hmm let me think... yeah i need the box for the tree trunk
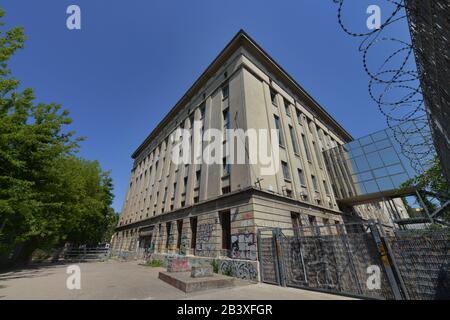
[11,240,39,267]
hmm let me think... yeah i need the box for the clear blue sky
[2,0,412,212]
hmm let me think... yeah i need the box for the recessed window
[183,177,188,194]
[223,108,230,133]
[270,89,278,106]
[195,170,201,188]
[222,85,229,99]
[165,222,172,249]
[193,196,199,204]
[284,99,291,117]
[285,189,293,198]
[298,168,306,186]
[311,175,319,192]
[302,134,312,161]
[281,161,290,180]
[289,125,299,154]
[222,157,230,176]
[222,186,231,195]
[296,109,303,125]
[274,115,285,147]
[323,180,330,195]
[312,141,322,168]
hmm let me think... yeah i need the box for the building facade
[111,31,398,277]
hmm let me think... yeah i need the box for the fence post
[377,220,410,300]
[256,229,264,283]
[272,228,285,286]
[368,220,404,300]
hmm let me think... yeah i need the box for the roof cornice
[132,29,353,159]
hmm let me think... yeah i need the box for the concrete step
[158,271,235,293]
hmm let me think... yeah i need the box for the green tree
[402,156,450,223]
[0,8,117,266]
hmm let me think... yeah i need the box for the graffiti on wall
[196,222,216,256]
[179,234,188,255]
[219,260,258,281]
[231,233,257,260]
[197,223,214,242]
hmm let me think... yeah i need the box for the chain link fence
[258,222,450,300]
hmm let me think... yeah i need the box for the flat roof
[132,29,353,159]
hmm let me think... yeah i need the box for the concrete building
[111,30,398,277]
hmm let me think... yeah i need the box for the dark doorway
[190,217,198,251]
[165,222,171,249]
[220,210,231,250]
[176,220,183,249]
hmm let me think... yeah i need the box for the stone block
[191,266,213,278]
[167,257,190,272]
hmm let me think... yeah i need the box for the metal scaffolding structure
[404,0,450,186]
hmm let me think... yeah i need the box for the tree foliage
[402,156,450,224]
[0,8,117,265]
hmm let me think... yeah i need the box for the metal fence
[387,230,450,300]
[257,221,450,300]
[63,247,110,262]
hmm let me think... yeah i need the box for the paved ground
[0,260,353,300]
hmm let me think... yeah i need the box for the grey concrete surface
[0,261,353,300]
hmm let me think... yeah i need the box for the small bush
[223,266,233,277]
[144,259,163,267]
[210,259,219,273]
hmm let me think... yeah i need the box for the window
[274,115,285,147]
[323,180,330,195]
[223,108,230,131]
[270,89,278,106]
[173,183,177,198]
[281,161,290,180]
[165,222,172,249]
[222,157,230,176]
[190,217,197,250]
[195,170,201,188]
[193,196,199,203]
[285,189,293,198]
[222,186,231,195]
[298,168,306,186]
[289,125,299,154]
[296,109,303,125]
[302,134,312,161]
[163,187,168,203]
[291,212,303,236]
[199,105,205,121]
[183,177,188,195]
[222,85,229,99]
[311,175,319,192]
[220,211,231,250]
[284,99,291,117]
[313,141,323,168]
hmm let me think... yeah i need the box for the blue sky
[2,0,412,212]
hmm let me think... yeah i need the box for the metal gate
[257,221,405,299]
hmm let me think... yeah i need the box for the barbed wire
[332,0,436,175]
